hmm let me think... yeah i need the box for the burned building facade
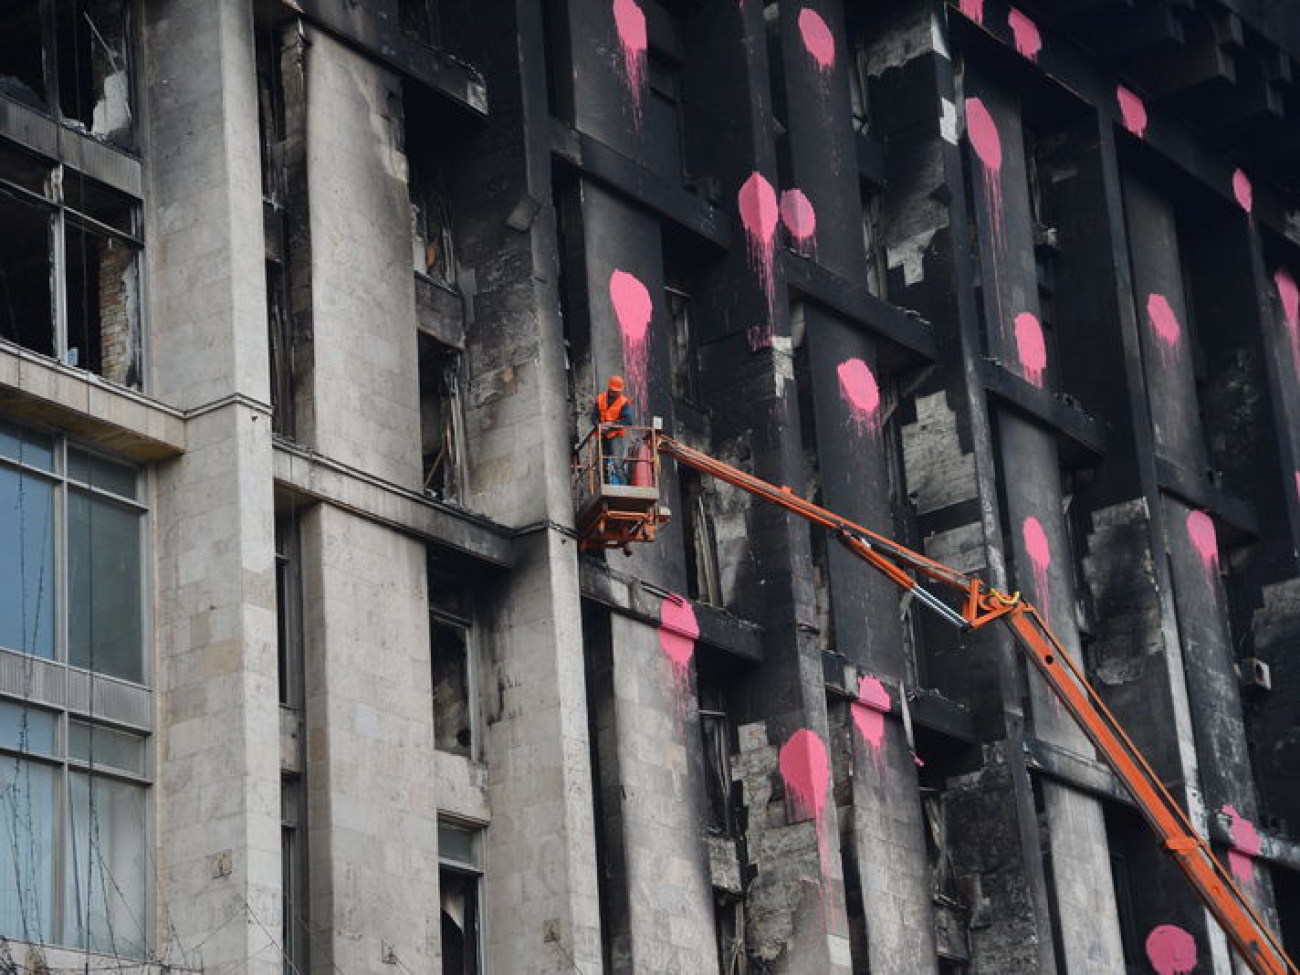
[1,0,1300,972]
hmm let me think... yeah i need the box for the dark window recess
[274,513,304,708]
[419,334,466,502]
[281,778,309,975]
[666,284,699,403]
[55,0,134,147]
[431,616,472,756]
[439,819,483,975]
[429,552,474,757]
[440,868,480,975]
[680,467,722,607]
[0,191,55,358]
[399,0,440,46]
[0,0,48,110]
[697,656,740,837]
[0,141,141,387]
[713,894,745,974]
[409,156,456,288]
[643,51,686,183]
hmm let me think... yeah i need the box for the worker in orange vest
[592,374,635,483]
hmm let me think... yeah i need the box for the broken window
[680,468,723,606]
[666,283,700,404]
[281,777,309,975]
[0,0,134,147]
[0,139,142,387]
[439,819,483,975]
[428,552,475,757]
[409,154,457,288]
[275,513,304,708]
[0,0,48,111]
[697,666,737,836]
[419,334,467,502]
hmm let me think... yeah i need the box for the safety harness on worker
[597,391,630,438]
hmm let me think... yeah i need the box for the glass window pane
[438,821,479,869]
[68,447,137,499]
[0,700,59,756]
[0,757,57,944]
[68,489,143,683]
[64,771,147,957]
[0,418,55,471]
[0,466,57,659]
[68,720,144,776]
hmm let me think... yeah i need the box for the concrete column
[964,76,1125,970]
[145,1,282,971]
[302,30,423,491]
[300,505,439,974]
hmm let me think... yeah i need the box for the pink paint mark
[1117,86,1148,139]
[779,188,817,256]
[613,0,648,127]
[1186,510,1219,587]
[609,270,653,412]
[958,0,984,24]
[1014,312,1047,388]
[797,9,835,74]
[1223,804,1261,887]
[779,728,833,895]
[966,97,1005,263]
[1008,8,1041,61]
[1275,268,1299,370]
[1145,925,1197,975]
[738,172,780,329]
[1295,470,1300,503]
[1232,168,1253,215]
[658,595,699,714]
[837,358,881,437]
[851,676,891,771]
[1022,516,1051,622]
[1146,292,1183,353]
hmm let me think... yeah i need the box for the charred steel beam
[978,359,1108,464]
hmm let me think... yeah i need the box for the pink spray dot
[1223,804,1261,886]
[797,8,835,73]
[1186,510,1219,581]
[609,269,654,410]
[1022,516,1052,621]
[851,676,891,769]
[1146,293,1182,351]
[1014,312,1047,387]
[837,358,881,436]
[1117,85,1148,139]
[1008,8,1041,61]
[958,0,984,24]
[965,97,1002,172]
[779,188,817,253]
[1294,471,1300,503]
[1232,168,1253,215]
[658,595,699,714]
[738,172,780,327]
[1145,925,1197,975]
[966,97,1005,261]
[1275,268,1299,370]
[779,728,833,898]
[613,0,648,126]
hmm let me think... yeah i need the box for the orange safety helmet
[606,375,626,391]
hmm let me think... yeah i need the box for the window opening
[409,153,457,289]
[275,513,304,708]
[398,0,440,46]
[697,668,736,837]
[428,552,475,758]
[666,283,699,404]
[439,819,483,975]
[0,0,49,110]
[281,777,308,974]
[53,0,133,147]
[419,334,466,503]
[0,143,142,388]
[680,467,722,607]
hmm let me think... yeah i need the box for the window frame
[437,817,485,975]
[0,136,145,388]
